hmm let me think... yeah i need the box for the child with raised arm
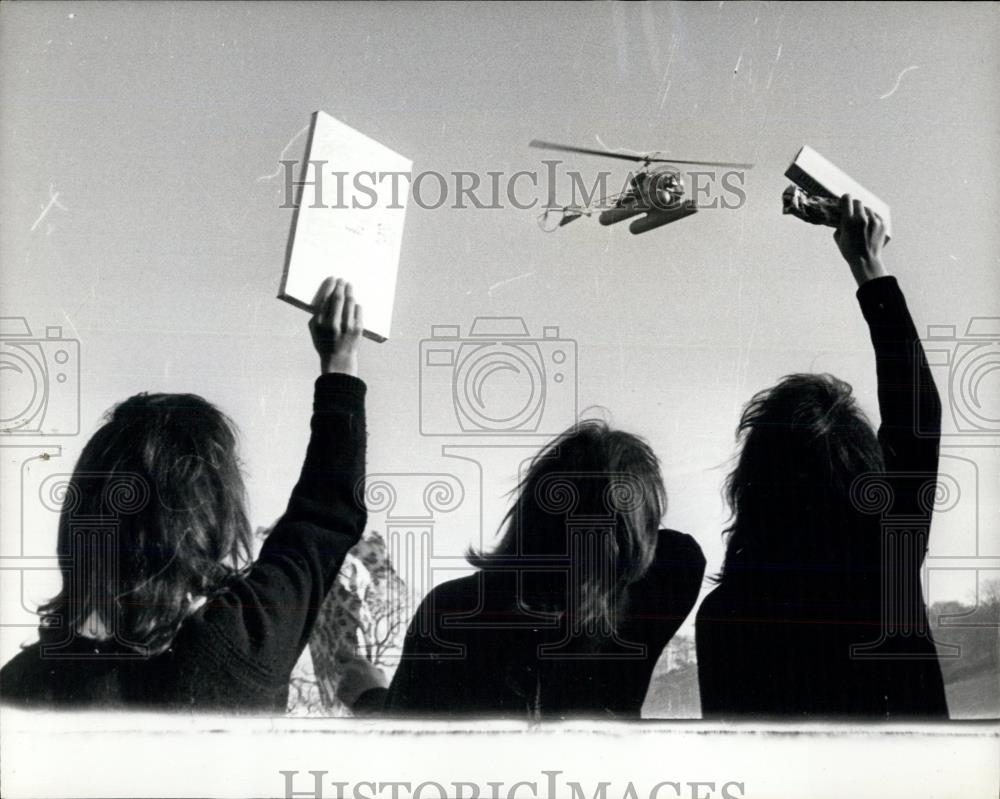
[695,196,949,718]
[1,278,368,711]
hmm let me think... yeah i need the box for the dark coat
[381,529,705,719]
[696,277,949,719]
[0,374,368,712]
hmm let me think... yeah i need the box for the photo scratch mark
[56,306,82,343]
[30,187,67,232]
[658,35,678,110]
[733,53,743,76]
[256,124,311,182]
[879,65,919,100]
[658,81,673,111]
[487,272,535,295]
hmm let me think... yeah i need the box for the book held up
[782,145,892,239]
[279,111,412,342]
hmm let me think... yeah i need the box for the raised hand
[833,193,889,287]
[309,278,364,376]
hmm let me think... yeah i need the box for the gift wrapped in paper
[782,185,841,228]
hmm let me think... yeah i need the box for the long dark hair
[718,373,884,581]
[469,420,665,632]
[39,393,253,655]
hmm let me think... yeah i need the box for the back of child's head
[468,419,666,632]
[41,393,253,655]
[720,373,885,578]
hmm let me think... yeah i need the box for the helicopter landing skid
[628,201,698,234]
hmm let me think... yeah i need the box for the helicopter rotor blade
[529,140,649,163]
[645,156,755,169]
[529,140,754,169]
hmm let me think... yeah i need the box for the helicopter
[529,139,753,234]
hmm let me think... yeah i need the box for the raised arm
[169,279,368,708]
[836,196,941,541]
[835,195,942,477]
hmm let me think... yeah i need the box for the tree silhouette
[287,530,409,715]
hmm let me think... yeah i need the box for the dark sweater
[696,276,949,719]
[0,373,367,712]
[379,529,705,719]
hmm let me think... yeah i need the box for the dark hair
[468,420,665,632]
[718,373,884,581]
[39,393,253,655]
